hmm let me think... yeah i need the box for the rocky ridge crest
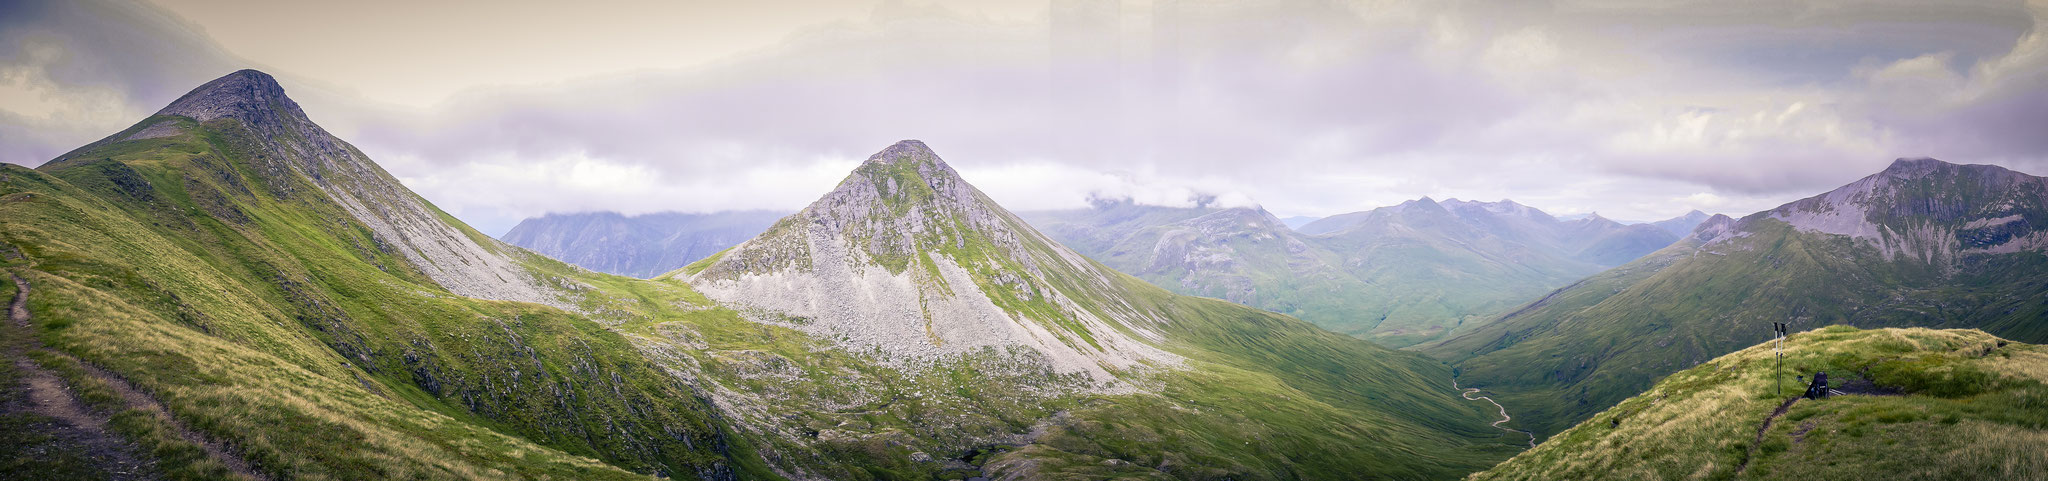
[1762,157,2047,263]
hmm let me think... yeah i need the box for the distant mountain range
[501,211,784,278]
[1428,157,2048,439]
[1278,215,1322,229]
[1022,198,1707,347]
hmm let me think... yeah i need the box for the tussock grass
[1471,326,2048,480]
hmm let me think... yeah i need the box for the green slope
[1427,159,2048,440]
[1470,326,2048,480]
[673,141,1526,479]
[1,70,1525,480]
[3,109,747,478]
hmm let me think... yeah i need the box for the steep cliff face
[686,140,1180,385]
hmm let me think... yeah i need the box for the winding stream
[1453,377,1538,448]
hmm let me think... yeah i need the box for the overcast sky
[4,0,2046,235]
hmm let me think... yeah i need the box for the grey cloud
[0,0,243,165]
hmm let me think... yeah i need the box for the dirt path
[1735,397,1800,475]
[6,271,265,480]
[1453,376,1537,448]
[8,272,27,328]
[6,271,160,479]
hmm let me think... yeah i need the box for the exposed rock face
[1765,158,2048,262]
[502,211,785,278]
[689,140,1179,385]
[151,70,559,305]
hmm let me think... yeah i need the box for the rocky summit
[685,140,1181,385]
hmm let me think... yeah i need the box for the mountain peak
[1883,157,1951,175]
[863,139,942,166]
[154,69,306,126]
[689,140,1180,383]
[43,68,562,308]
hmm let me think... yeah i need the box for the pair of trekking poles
[1775,322,1839,399]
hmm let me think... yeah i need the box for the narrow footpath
[1453,376,1538,449]
[1735,397,1801,475]
[5,270,264,480]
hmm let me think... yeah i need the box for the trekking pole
[1774,322,1787,396]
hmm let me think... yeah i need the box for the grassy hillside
[616,266,1526,479]
[672,141,1525,479]
[4,116,744,478]
[1470,326,2048,480]
[1,72,1527,480]
[1428,216,2048,440]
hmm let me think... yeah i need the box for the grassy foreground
[1470,326,2048,480]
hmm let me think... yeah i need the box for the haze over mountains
[1019,197,1706,347]
[501,211,785,278]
